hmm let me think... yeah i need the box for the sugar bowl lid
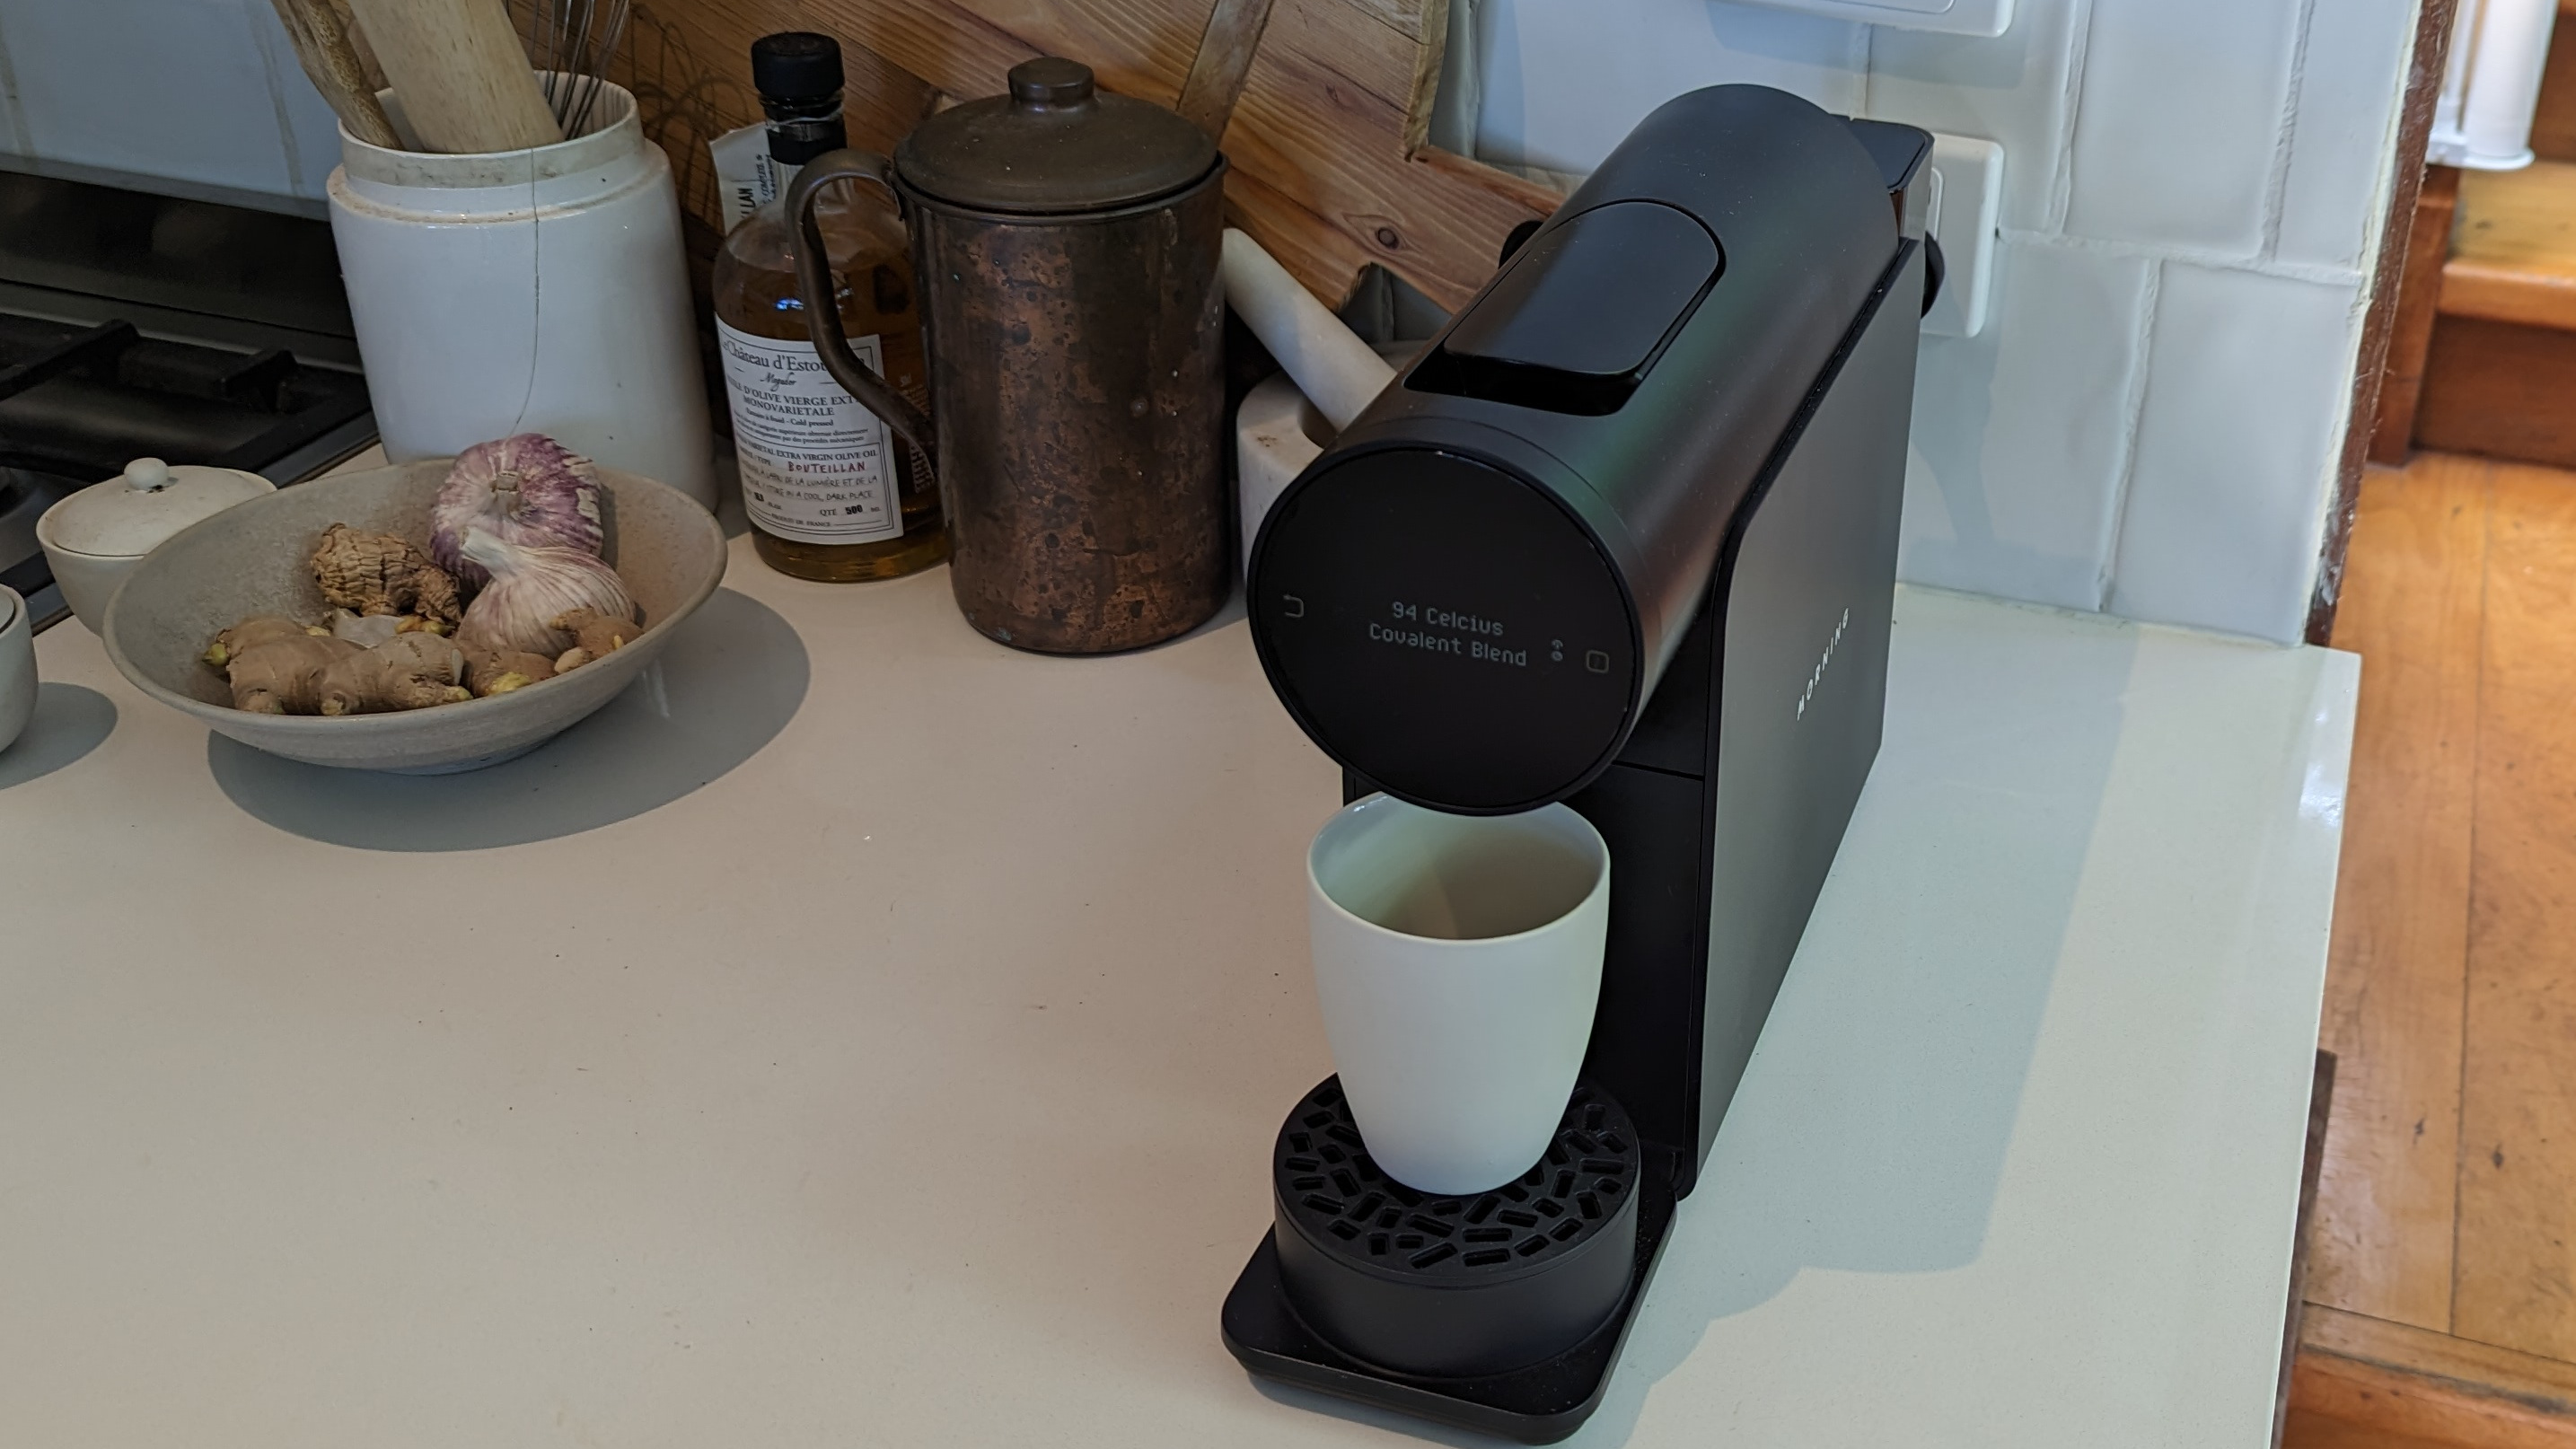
[894,57,1218,215]
[39,457,276,558]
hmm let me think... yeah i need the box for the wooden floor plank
[2312,455,2492,1330]
[2307,1304,2576,1413]
[2287,1409,2545,1449]
[2294,1351,2576,1449]
[2287,1405,2518,1449]
[2457,461,2576,1361]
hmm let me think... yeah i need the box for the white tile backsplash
[1473,0,2410,642]
[2273,0,2413,271]
[249,0,354,198]
[1473,0,1867,174]
[2108,264,2361,640]
[1863,0,2086,233]
[0,0,338,206]
[2063,0,2307,258]
[1902,239,2151,610]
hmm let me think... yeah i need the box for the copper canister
[787,57,1227,654]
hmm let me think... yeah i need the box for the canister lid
[894,57,1218,215]
[37,457,275,558]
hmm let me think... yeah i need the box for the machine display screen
[1249,447,1640,812]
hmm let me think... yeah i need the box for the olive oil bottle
[712,32,945,582]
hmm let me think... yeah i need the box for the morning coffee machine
[1221,86,1934,1441]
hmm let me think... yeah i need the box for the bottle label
[708,123,772,231]
[708,125,805,230]
[717,320,903,546]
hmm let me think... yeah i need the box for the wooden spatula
[340,0,562,154]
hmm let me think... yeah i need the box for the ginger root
[225,632,361,714]
[466,647,557,697]
[549,607,646,672]
[327,609,402,647]
[311,523,462,624]
[315,634,471,716]
[204,615,315,670]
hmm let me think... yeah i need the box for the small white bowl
[0,584,33,752]
[36,458,275,631]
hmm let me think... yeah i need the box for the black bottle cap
[751,32,842,102]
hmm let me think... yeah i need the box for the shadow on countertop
[0,684,116,790]
[207,588,806,850]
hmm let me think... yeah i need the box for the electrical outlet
[1731,0,2012,39]
[1922,134,2003,339]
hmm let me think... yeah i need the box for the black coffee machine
[1222,86,1934,1441]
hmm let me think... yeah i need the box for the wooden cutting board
[617,0,1556,310]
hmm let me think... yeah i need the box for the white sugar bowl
[36,458,276,632]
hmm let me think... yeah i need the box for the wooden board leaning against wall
[610,0,1559,314]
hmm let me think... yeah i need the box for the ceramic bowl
[101,459,727,773]
[0,584,32,753]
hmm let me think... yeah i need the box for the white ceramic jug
[327,79,715,510]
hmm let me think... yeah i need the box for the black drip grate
[1274,1078,1638,1278]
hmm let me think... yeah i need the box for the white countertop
[0,514,2355,1447]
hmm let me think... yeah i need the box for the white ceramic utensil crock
[1306,794,1612,1196]
[35,457,276,632]
[1236,343,1413,576]
[0,584,34,752]
[327,78,716,511]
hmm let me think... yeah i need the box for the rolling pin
[1220,228,1395,431]
[341,0,561,154]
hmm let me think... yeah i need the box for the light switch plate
[1731,0,2012,38]
[1922,134,2004,339]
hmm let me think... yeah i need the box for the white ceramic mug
[1306,794,1612,1196]
[0,585,35,753]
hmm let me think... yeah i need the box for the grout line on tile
[1845,18,1872,110]
[1857,19,1877,117]
[0,11,28,159]
[2260,0,2325,263]
[2045,0,2096,237]
[2095,255,2164,611]
[1999,227,2365,287]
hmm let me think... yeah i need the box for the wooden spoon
[340,0,562,154]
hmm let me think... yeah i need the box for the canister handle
[785,150,939,476]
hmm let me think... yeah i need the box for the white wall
[1474,0,2420,644]
[0,0,343,214]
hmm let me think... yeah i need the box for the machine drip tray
[1221,1077,1681,1444]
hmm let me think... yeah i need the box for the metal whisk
[511,0,633,138]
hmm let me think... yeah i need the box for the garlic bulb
[453,525,637,658]
[430,433,603,586]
